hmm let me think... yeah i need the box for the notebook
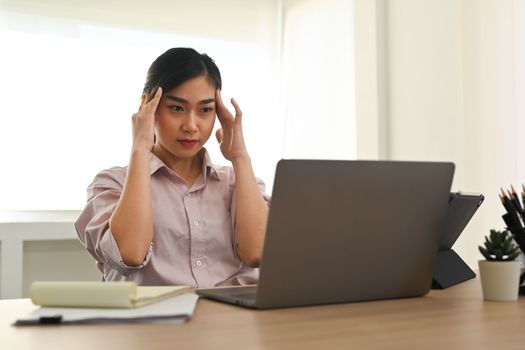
[29,281,189,308]
[197,159,455,309]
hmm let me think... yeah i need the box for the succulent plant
[479,229,520,261]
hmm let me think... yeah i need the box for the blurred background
[0,0,523,297]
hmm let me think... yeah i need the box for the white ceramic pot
[478,260,521,301]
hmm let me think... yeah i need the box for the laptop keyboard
[229,292,256,301]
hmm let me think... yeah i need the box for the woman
[75,48,270,287]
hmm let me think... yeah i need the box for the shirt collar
[149,148,222,182]
[200,148,222,181]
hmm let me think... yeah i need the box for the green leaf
[479,246,491,260]
[484,240,495,251]
[501,239,511,252]
[481,229,521,261]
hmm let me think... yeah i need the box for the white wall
[387,0,464,172]
[281,0,356,160]
[353,0,388,159]
[461,0,522,266]
[355,0,524,268]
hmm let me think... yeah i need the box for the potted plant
[478,229,521,301]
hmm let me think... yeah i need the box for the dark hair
[143,47,222,99]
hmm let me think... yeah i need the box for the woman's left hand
[215,90,250,162]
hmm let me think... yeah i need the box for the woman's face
[154,75,216,160]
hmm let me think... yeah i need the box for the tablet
[440,192,484,251]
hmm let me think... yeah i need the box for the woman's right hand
[132,87,162,153]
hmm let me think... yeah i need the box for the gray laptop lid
[255,160,454,309]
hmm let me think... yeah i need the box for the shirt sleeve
[74,168,153,276]
[230,176,271,261]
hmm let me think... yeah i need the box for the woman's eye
[169,105,184,112]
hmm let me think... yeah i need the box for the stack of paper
[15,281,199,325]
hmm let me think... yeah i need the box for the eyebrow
[165,95,215,104]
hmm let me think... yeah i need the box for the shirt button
[193,220,199,226]
[195,259,203,267]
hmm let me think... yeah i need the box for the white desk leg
[0,238,23,299]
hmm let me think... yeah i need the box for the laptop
[197,160,455,309]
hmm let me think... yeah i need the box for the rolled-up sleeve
[74,168,153,276]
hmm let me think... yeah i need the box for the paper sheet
[15,293,199,325]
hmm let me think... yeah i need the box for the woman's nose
[182,114,198,133]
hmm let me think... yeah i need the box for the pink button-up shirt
[75,149,271,288]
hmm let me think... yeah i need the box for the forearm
[109,149,153,266]
[232,156,269,267]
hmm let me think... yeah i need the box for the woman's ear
[151,132,157,151]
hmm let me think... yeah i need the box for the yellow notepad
[29,281,189,308]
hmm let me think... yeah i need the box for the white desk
[0,211,80,298]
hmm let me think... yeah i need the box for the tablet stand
[432,249,476,289]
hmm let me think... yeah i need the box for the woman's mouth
[178,139,199,148]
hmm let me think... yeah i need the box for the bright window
[0,14,277,210]
[0,1,356,211]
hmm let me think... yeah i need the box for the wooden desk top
[1,278,524,350]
